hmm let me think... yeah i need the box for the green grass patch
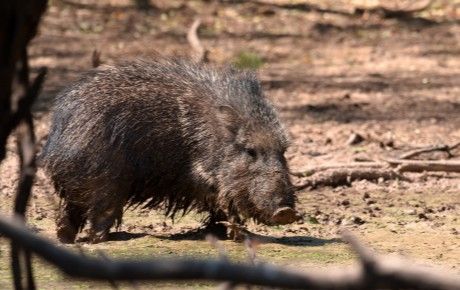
[233,51,264,70]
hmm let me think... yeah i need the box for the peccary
[41,58,298,243]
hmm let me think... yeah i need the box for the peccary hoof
[204,222,228,240]
[271,207,298,225]
[56,228,77,244]
[88,230,110,244]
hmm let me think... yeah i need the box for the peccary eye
[246,148,257,159]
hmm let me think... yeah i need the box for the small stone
[341,199,350,206]
[418,213,429,220]
[424,207,434,214]
[353,216,365,225]
[346,133,365,146]
[405,209,417,215]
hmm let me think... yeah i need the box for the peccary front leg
[56,201,86,244]
[87,203,124,244]
[204,210,229,239]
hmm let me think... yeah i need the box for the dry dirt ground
[1,0,460,289]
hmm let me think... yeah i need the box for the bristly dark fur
[41,57,296,243]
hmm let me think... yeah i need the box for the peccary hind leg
[88,203,124,244]
[56,201,86,244]
[204,211,228,239]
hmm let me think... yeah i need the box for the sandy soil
[0,1,459,289]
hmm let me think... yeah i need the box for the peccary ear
[217,105,240,138]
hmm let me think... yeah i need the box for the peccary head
[211,74,298,225]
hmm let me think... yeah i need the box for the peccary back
[41,58,297,243]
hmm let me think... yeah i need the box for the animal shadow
[164,227,342,247]
[76,231,150,243]
[163,226,227,241]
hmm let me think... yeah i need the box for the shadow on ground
[159,227,342,247]
[76,231,150,243]
[74,228,342,247]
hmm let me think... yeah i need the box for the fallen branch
[399,142,460,159]
[292,156,460,189]
[386,158,460,173]
[353,0,433,19]
[58,0,162,12]
[187,19,209,63]
[293,159,460,177]
[0,215,459,289]
[291,162,386,177]
[235,0,434,21]
[295,168,406,190]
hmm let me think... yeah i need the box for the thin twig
[91,49,102,68]
[187,19,209,63]
[399,142,460,159]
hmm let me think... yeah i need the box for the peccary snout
[272,207,298,225]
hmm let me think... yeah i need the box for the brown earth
[0,1,459,289]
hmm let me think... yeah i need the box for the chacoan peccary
[41,58,299,243]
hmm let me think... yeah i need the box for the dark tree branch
[0,215,459,290]
[10,64,46,290]
[0,0,47,161]
[0,1,47,289]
